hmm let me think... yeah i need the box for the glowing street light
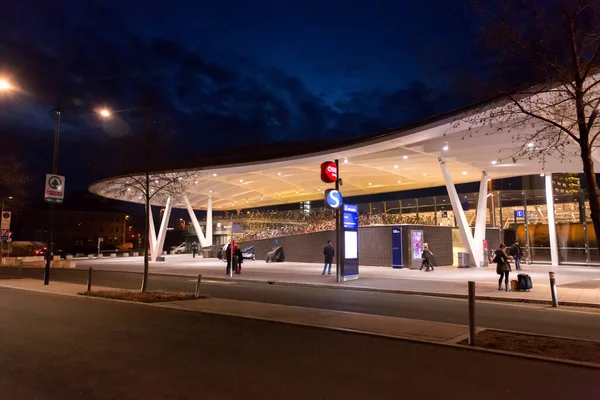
[98,108,111,118]
[0,79,12,91]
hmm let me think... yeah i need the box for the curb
[7,266,600,309]
[2,283,600,370]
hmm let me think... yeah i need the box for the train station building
[90,95,599,268]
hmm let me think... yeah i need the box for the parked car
[172,243,186,254]
[34,247,48,256]
[242,246,256,260]
[116,242,133,251]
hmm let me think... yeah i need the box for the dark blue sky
[0,0,479,189]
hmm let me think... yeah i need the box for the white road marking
[188,279,236,285]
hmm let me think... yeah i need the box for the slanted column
[148,205,157,260]
[153,196,172,262]
[473,172,489,266]
[439,158,480,267]
[183,194,208,247]
[545,174,559,266]
[206,196,213,246]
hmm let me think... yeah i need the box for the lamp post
[43,104,111,285]
[43,105,62,285]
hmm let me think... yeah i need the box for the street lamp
[44,104,112,285]
[0,78,11,91]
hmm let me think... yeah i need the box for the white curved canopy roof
[90,102,593,211]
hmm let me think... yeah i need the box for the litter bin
[457,252,471,268]
[202,248,211,258]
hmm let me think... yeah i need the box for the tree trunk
[580,145,600,255]
[141,173,150,293]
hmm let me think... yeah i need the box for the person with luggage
[322,240,335,275]
[234,244,243,274]
[191,241,198,258]
[509,240,523,271]
[494,244,512,291]
[419,243,434,271]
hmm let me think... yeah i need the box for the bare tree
[102,171,193,292]
[91,118,193,292]
[458,0,600,240]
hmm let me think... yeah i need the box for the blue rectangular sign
[342,204,358,213]
[342,203,358,229]
[514,209,524,218]
[392,226,403,269]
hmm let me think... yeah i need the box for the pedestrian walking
[509,240,523,271]
[322,240,334,275]
[494,243,512,291]
[234,244,243,274]
[419,243,434,271]
[191,241,198,258]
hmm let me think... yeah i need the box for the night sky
[0,0,480,192]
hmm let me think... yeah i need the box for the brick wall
[402,225,454,268]
[358,226,392,267]
[239,230,335,263]
[239,224,456,267]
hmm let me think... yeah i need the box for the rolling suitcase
[517,273,532,291]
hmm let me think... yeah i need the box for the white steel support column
[153,196,172,262]
[473,172,489,266]
[439,158,480,267]
[148,205,157,260]
[183,194,208,248]
[545,174,559,266]
[206,196,213,246]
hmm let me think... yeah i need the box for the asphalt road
[1,288,598,400]
[4,268,600,341]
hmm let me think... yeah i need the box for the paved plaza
[73,255,600,305]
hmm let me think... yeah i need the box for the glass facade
[354,179,600,265]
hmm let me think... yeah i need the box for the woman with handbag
[494,244,512,291]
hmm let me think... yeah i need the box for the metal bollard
[468,281,476,346]
[549,271,558,308]
[86,267,93,292]
[195,274,202,298]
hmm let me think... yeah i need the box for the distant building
[522,173,581,195]
[20,192,129,249]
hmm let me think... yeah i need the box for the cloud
[0,2,461,188]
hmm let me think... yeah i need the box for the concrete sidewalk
[73,255,600,306]
[0,278,469,343]
[0,278,114,296]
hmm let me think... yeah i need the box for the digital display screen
[344,231,358,259]
[411,231,423,260]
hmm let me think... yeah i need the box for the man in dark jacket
[509,241,524,271]
[322,240,335,275]
[191,241,198,258]
[225,244,232,275]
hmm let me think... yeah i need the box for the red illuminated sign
[320,161,337,183]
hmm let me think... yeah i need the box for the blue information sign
[392,226,403,269]
[343,211,358,230]
[342,204,359,281]
[515,209,524,218]
[343,204,358,229]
